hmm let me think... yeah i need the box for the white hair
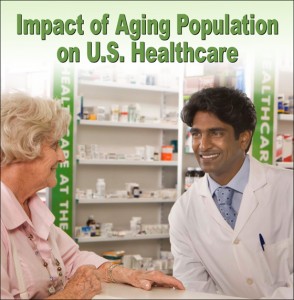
[1,92,71,167]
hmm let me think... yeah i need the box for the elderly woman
[1,92,184,299]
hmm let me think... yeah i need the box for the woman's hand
[49,265,101,299]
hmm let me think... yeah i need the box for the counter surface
[93,283,246,299]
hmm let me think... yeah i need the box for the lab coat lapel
[233,157,267,237]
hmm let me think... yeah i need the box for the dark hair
[181,87,257,152]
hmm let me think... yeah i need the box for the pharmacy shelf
[278,114,293,121]
[77,159,178,167]
[276,162,293,169]
[76,198,176,204]
[77,119,178,130]
[76,68,180,259]
[75,233,170,243]
[79,79,178,94]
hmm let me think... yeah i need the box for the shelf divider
[77,119,178,130]
[79,79,178,94]
[76,233,170,243]
[76,198,176,204]
[77,159,178,166]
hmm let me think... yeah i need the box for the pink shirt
[1,182,107,299]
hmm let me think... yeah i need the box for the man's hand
[127,269,185,291]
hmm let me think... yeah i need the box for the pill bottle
[95,223,101,236]
[133,187,140,198]
[153,152,159,161]
[86,216,98,237]
[277,95,284,114]
[128,104,137,122]
[184,167,195,191]
[111,104,120,122]
[283,97,290,114]
[86,215,96,226]
[96,178,106,198]
[120,105,129,122]
[194,167,205,179]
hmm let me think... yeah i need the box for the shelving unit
[274,57,293,168]
[276,162,293,169]
[74,67,180,258]
[277,114,293,122]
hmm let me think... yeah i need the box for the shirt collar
[1,181,54,240]
[207,155,250,195]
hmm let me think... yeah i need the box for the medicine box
[282,134,293,162]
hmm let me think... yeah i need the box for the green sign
[252,56,275,164]
[51,64,74,236]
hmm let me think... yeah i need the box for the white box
[282,134,293,162]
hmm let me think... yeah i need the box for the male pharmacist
[169,87,293,299]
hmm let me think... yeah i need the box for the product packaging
[111,104,120,122]
[102,250,125,264]
[135,147,145,160]
[130,217,142,234]
[95,106,106,120]
[96,178,106,198]
[128,104,137,122]
[283,98,290,114]
[100,223,113,237]
[276,134,283,162]
[120,105,128,122]
[145,145,155,161]
[125,182,140,197]
[277,95,285,114]
[170,140,178,153]
[161,145,173,161]
[282,134,293,162]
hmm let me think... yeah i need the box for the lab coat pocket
[259,238,293,285]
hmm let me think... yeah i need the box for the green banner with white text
[51,64,74,237]
[252,56,275,165]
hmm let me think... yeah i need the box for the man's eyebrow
[190,128,199,134]
[190,127,226,133]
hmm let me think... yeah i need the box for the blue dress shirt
[207,155,250,213]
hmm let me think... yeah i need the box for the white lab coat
[169,156,293,299]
